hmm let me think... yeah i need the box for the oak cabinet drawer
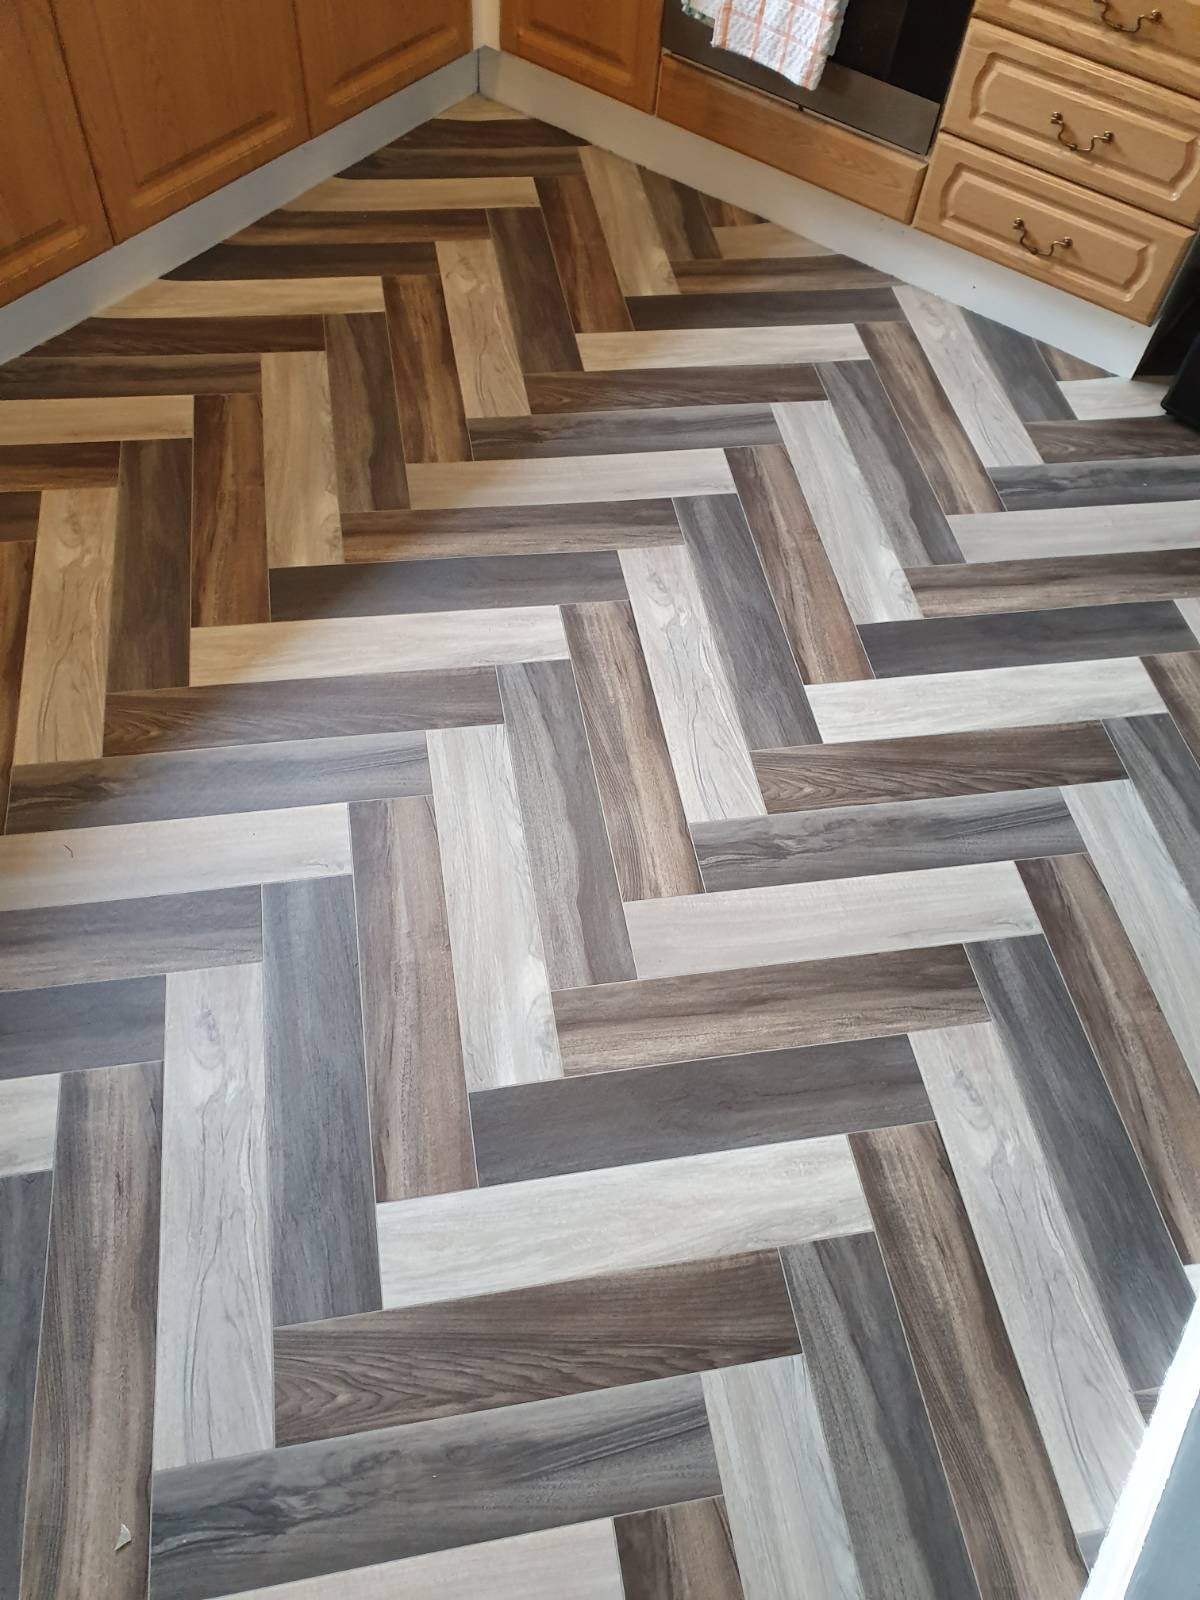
[915,133,1192,321]
[945,21,1200,224]
[974,0,1200,99]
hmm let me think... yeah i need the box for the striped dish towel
[688,0,849,91]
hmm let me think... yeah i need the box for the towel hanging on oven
[682,0,850,91]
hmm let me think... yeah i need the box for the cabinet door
[0,0,112,307]
[501,0,665,110]
[293,0,472,134]
[50,0,311,240]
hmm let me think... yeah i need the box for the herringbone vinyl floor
[2,93,1200,1600]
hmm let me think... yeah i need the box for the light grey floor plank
[1,1169,53,1600]
[0,1076,59,1176]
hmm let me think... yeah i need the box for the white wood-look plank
[579,146,676,297]
[913,1023,1144,1538]
[285,176,540,211]
[774,400,921,623]
[577,326,867,370]
[1066,780,1200,1088]
[0,1075,59,1177]
[406,451,735,508]
[189,608,568,686]
[261,352,342,566]
[215,1523,625,1600]
[893,285,1039,468]
[703,1355,863,1600]
[808,659,1163,743]
[437,238,529,419]
[0,805,352,913]
[626,861,1038,979]
[100,279,387,317]
[155,964,273,1471]
[1060,378,1171,421]
[13,488,119,765]
[619,544,764,823]
[376,1134,870,1308]
[950,501,1200,563]
[0,396,192,445]
[428,724,562,1092]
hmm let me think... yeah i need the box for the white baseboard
[479,47,1157,379]
[0,51,479,365]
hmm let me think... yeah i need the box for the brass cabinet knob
[1012,217,1073,257]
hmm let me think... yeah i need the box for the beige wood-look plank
[13,488,119,765]
[428,724,561,1092]
[627,861,1037,979]
[619,544,763,823]
[213,1522,625,1600]
[951,501,1200,562]
[261,352,342,566]
[189,607,567,686]
[579,146,676,297]
[774,401,921,624]
[377,1134,869,1308]
[155,964,273,1471]
[808,658,1162,743]
[913,1023,1144,1538]
[285,175,540,211]
[0,804,351,913]
[893,285,1039,468]
[0,396,192,445]
[703,1354,863,1600]
[0,1075,59,1176]
[406,451,734,509]
[578,326,867,369]
[1066,779,1200,1088]
[714,222,831,258]
[437,238,529,419]
[1060,378,1171,421]
[439,95,528,121]
[99,278,386,317]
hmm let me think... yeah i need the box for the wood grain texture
[468,404,781,460]
[615,1498,744,1600]
[577,326,867,370]
[324,313,409,511]
[525,366,823,412]
[950,499,1200,562]
[287,177,540,213]
[190,393,269,627]
[1030,416,1200,463]
[262,875,380,1327]
[107,440,192,691]
[992,456,1200,512]
[0,1075,59,1176]
[382,273,470,464]
[0,441,120,490]
[0,974,164,1079]
[1146,650,1200,763]
[0,535,33,818]
[536,171,631,334]
[155,964,272,1470]
[348,796,475,1203]
[342,499,681,561]
[102,278,387,319]
[908,551,1200,617]
[488,205,581,373]
[0,394,192,445]
[0,1168,52,1600]
[964,310,1072,424]
[20,1061,161,1600]
[260,352,342,566]
[405,450,735,507]
[627,292,901,331]
[580,147,675,298]
[437,238,529,418]
[0,491,40,540]
[0,354,261,401]
[1106,713,1200,912]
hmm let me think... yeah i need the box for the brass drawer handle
[1092,1,1162,31]
[1049,111,1114,154]
[1012,218,1073,257]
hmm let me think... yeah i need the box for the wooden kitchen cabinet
[293,0,472,134]
[49,0,311,240]
[501,0,666,110]
[0,0,112,307]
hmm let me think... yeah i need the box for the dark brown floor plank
[382,273,470,464]
[910,550,1200,616]
[965,309,1073,423]
[0,442,120,491]
[1030,416,1200,462]
[0,355,261,399]
[993,456,1200,511]
[615,1498,745,1600]
[553,945,987,1074]
[1106,712,1200,910]
[526,365,823,411]
[1146,650,1200,763]
[628,288,904,328]
[388,116,585,151]
[27,317,324,357]
[469,404,781,459]
[166,242,438,279]
[536,171,632,333]
[852,1121,1087,1600]
[488,205,582,372]
[20,1061,161,1600]
[107,439,192,692]
[342,146,582,178]
[638,168,720,260]
[471,1035,929,1184]
[0,491,39,541]
[0,976,164,1079]
[675,255,895,292]
[150,1374,719,1600]
[342,498,681,561]
[324,312,409,511]
[349,796,474,1204]
[190,392,269,627]
[0,1169,52,1600]
[752,723,1122,811]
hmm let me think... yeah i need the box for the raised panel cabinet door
[975,0,1200,99]
[293,0,472,133]
[49,0,311,240]
[0,0,112,307]
[501,0,666,110]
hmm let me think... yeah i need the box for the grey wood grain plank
[0,1169,52,1600]
[861,603,1196,678]
[1144,651,1200,765]
[993,456,1200,511]
[107,439,192,692]
[964,309,1073,423]
[469,405,781,458]
[269,550,624,621]
[1105,713,1200,912]
[8,731,429,830]
[20,1061,161,1600]
[349,796,475,1203]
[104,667,501,755]
[262,875,380,1327]
[498,660,634,989]
[907,550,1200,617]
[674,494,819,747]
[274,1252,799,1446]
[470,1036,929,1184]
[781,1232,979,1600]
[969,937,1193,1391]
[0,975,163,1079]
[525,366,823,411]
[0,1075,59,1176]
[553,945,987,1074]
[693,786,1082,892]
[150,1374,720,1600]
[0,886,261,991]
[615,1497,745,1600]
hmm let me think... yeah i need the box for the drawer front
[974,0,1200,97]
[915,133,1192,321]
[945,21,1200,224]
